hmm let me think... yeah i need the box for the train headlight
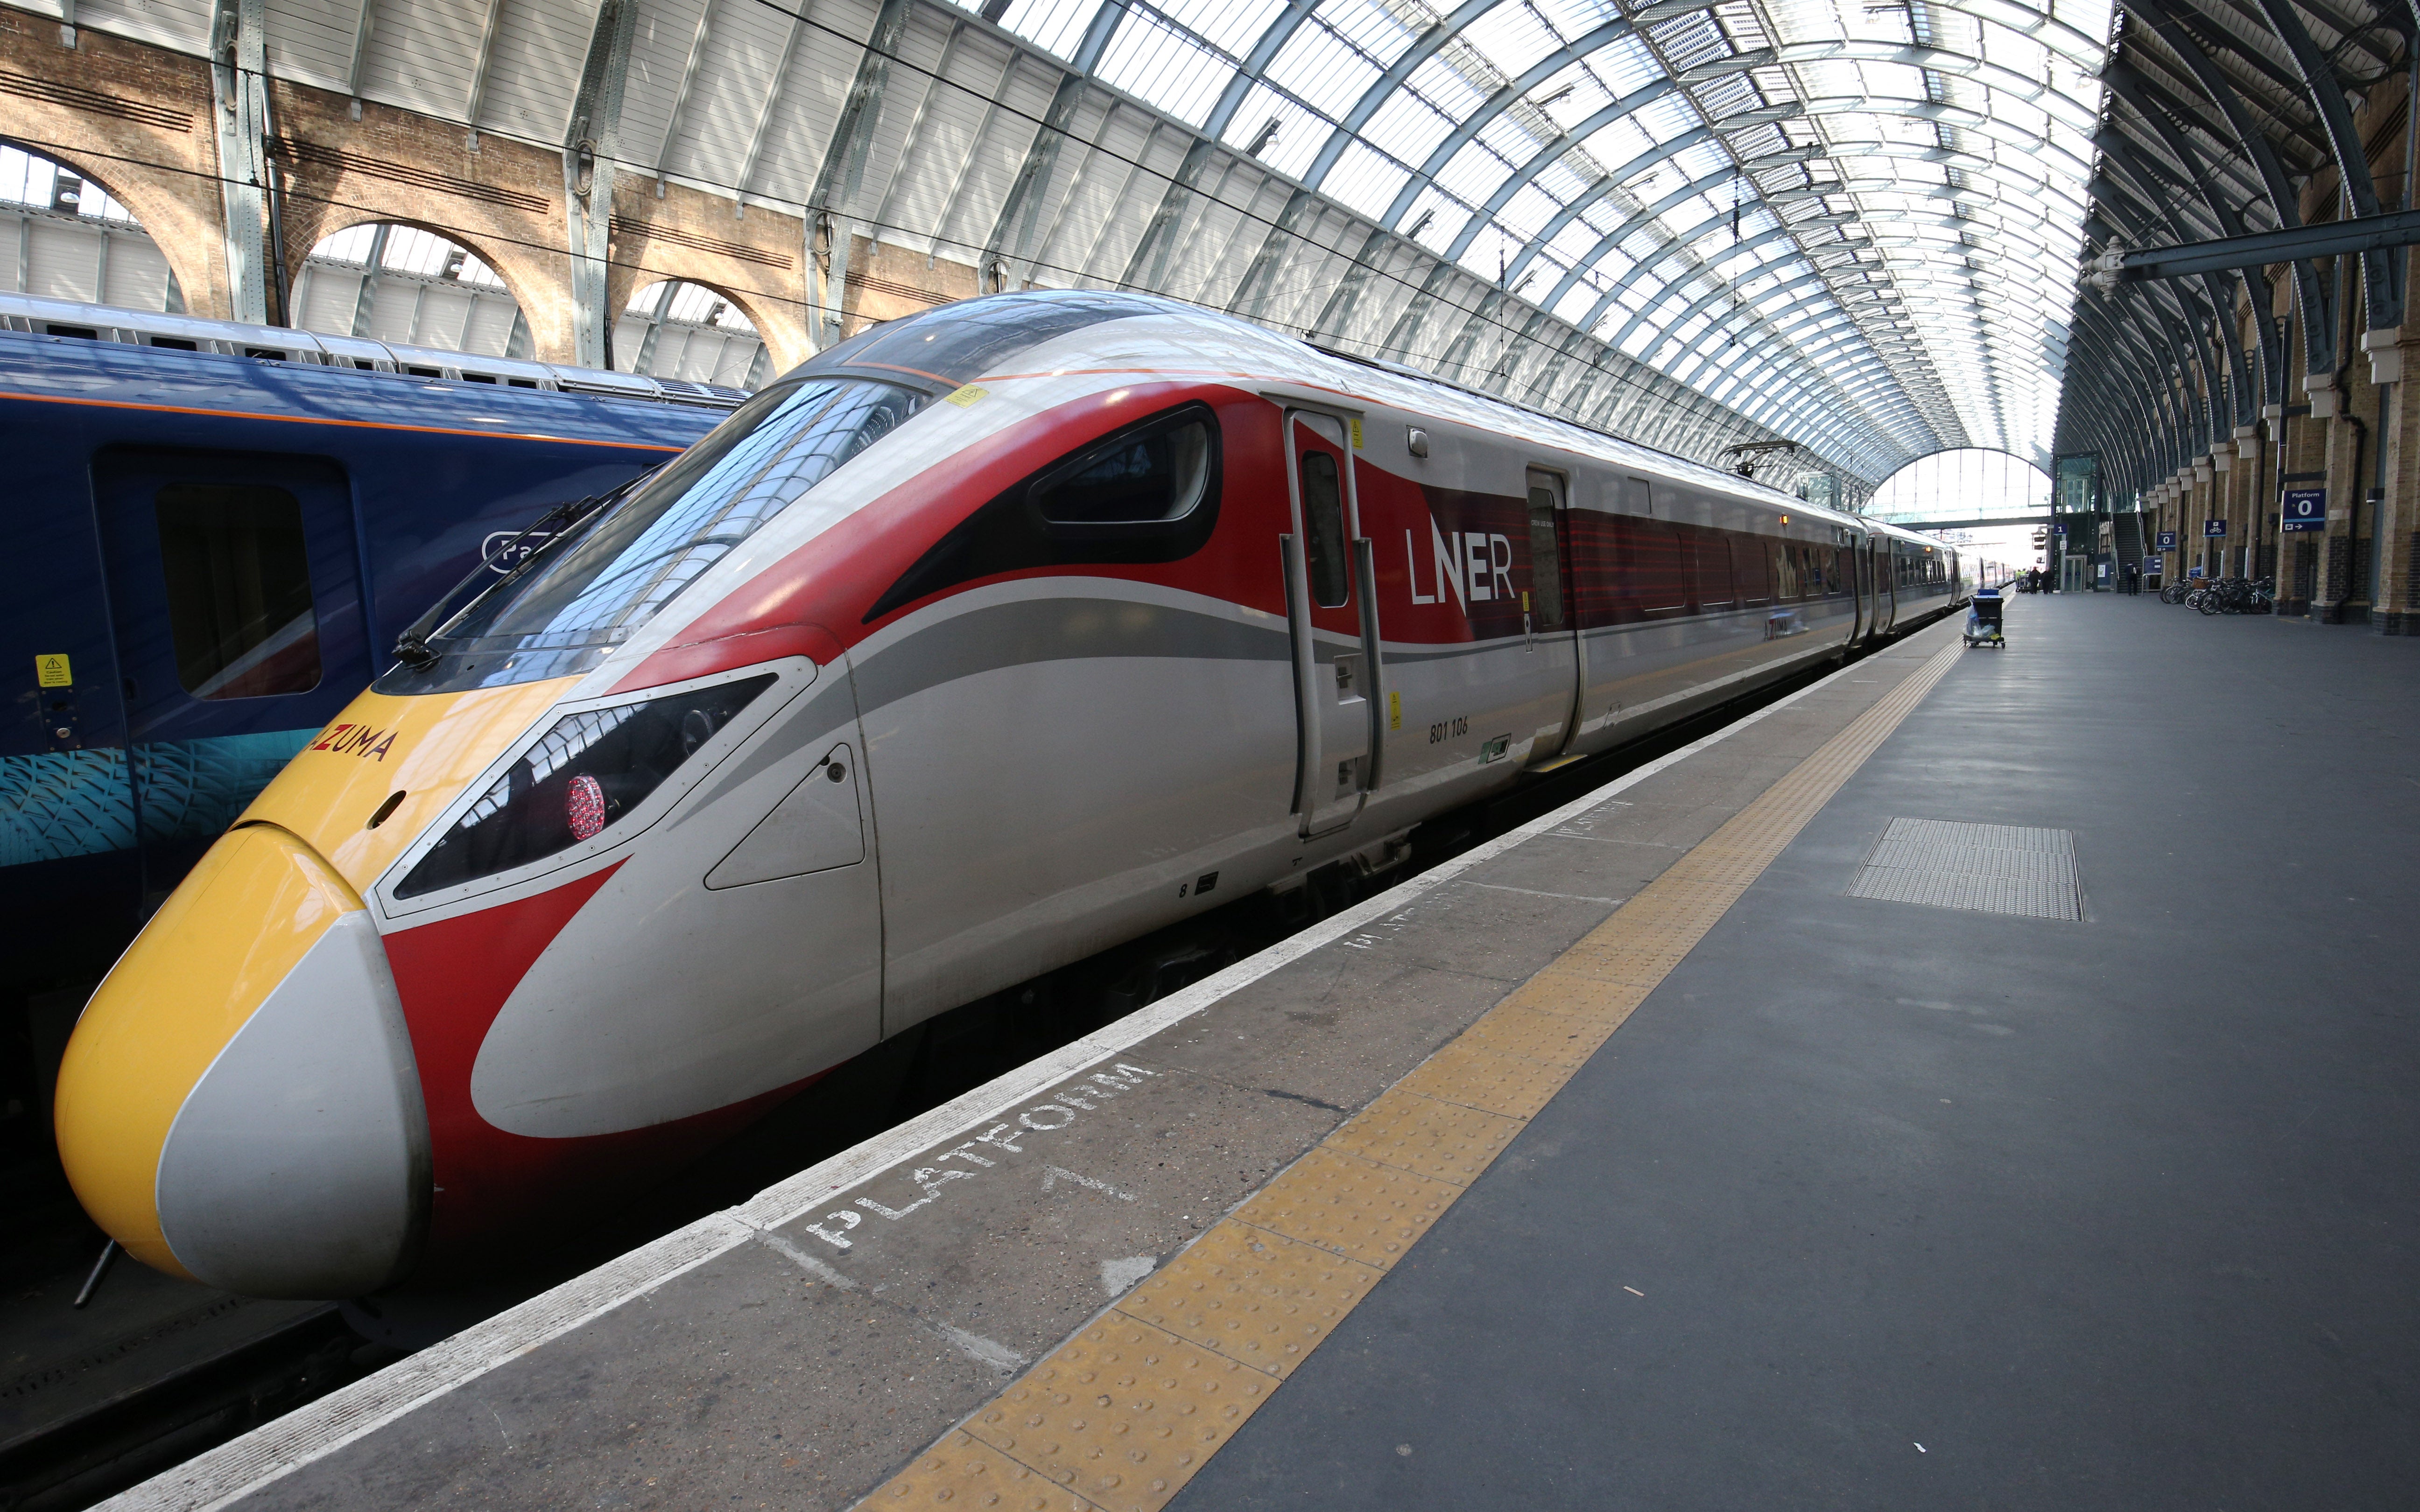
[396,674,774,897]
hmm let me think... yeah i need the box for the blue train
[0,294,732,1069]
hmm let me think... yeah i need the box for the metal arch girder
[1302,0,1515,191]
[1629,279,1951,429]
[2100,64,2268,427]
[2087,182,2249,438]
[1121,0,1319,295]
[984,0,1125,288]
[1502,126,1719,292]
[733,0,815,201]
[562,0,636,370]
[1063,0,1897,480]
[1642,308,1915,430]
[1646,298,1918,416]
[1226,188,1330,321]
[2251,0,2401,333]
[2067,302,2173,452]
[1548,149,2078,329]
[1308,221,1395,339]
[1447,82,1688,267]
[1603,221,1808,350]
[1134,0,2091,474]
[807,0,920,219]
[1499,93,2083,292]
[1677,309,1935,426]
[2074,267,2199,453]
[1753,40,2103,134]
[1372,16,1638,233]
[1436,286,1520,380]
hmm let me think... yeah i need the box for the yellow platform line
[859,640,1964,1512]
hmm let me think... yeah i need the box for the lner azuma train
[56,292,1963,1299]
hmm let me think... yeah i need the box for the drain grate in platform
[1847,818,2082,920]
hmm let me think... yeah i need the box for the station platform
[109,594,2419,1512]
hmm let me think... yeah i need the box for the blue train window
[153,484,323,699]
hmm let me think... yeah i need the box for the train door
[1525,468,1582,761]
[1849,530,1872,642]
[1875,539,1898,633]
[1281,410,1380,839]
[91,448,371,890]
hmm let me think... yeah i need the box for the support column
[2373,330,2420,633]
[563,0,634,371]
[208,0,270,324]
[2230,424,2263,580]
[2316,407,2365,623]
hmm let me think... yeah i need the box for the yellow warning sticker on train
[943,384,988,408]
[36,654,71,688]
[1350,417,1364,449]
[1389,690,1401,731]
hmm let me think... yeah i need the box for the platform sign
[2052,522,2067,536]
[2281,488,2327,532]
[2156,529,2179,550]
[2204,518,2227,538]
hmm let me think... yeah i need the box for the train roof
[0,320,728,453]
[0,292,750,411]
[802,291,1936,551]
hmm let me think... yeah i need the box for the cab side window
[869,402,1223,622]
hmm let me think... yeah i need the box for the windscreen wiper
[393,466,662,670]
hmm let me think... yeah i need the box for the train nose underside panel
[54,823,429,1298]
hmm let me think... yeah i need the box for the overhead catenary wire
[17,119,1810,480]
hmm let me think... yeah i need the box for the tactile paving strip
[853,638,1967,1512]
[1847,816,2082,919]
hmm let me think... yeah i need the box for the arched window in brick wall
[297,224,531,359]
[617,280,769,390]
[0,145,182,312]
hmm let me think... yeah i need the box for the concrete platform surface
[1174,593,2420,1511]
[106,595,2419,1512]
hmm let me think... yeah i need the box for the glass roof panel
[987,0,2108,480]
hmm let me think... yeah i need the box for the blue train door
[91,448,368,893]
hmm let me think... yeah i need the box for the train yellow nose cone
[53,824,429,1298]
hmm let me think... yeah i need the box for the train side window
[1035,414,1212,525]
[1622,475,1652,516]
[148,336,199,351]
[1526,470,1566,628]
[1734,532,1770,606]
[1300,450,1349,607]
[1693,531,1734,609]
[152,483,323,699]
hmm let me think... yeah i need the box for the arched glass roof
[84,0,2114,492]
[985,0,2110,477]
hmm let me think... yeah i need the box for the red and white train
[55,292,1961,1298]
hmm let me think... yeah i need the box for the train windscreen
[383,376,922,691]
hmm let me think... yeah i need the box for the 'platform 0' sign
[2281,488,2327,532]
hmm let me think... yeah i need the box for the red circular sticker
[566,773,606,841]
